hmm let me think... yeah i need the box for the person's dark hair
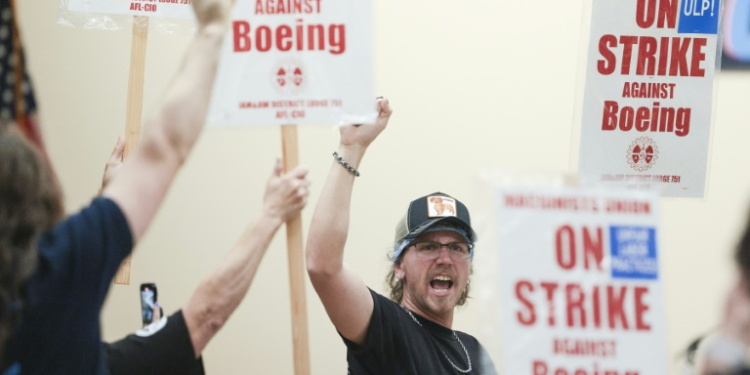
[736,210,750,288]
[681,334,704,366]
[0,124,63,356]
[385,245,472,306]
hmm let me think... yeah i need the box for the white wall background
[16,0,750,373]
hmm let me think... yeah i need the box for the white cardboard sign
[496,186,666,375]
[578,0,721,197]
[206,0,375,127]
[66,0,195,19]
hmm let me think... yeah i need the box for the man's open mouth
[430,275,453,293]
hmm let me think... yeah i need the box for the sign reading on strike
[578,0,721,198]
[67,0,195,19]
[206,0,374,127]
[495,186,666,375]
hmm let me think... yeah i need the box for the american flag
[0,0,48,160]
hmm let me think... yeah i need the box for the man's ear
[395,266,405,280]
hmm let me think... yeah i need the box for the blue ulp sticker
[610,226,658,280]
[678,0,721,34]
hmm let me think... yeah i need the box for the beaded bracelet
[333,151,360,177]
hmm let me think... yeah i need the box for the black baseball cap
[394,192,477,243]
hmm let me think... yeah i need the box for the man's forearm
[101,7,228,243]
[141,22,226,166]
[183,210,283,357]
[305,146,365,276]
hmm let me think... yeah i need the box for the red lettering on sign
[232,19,346,54]
[669,37,691,76]
[276,25,293,51]
[583,227,603,271]
[533,360,640,375]
[516,280,536,325]
[658,37,670,75]
[636,36,658,75]
[556,226,576,270]
[514,281,652,332]
[601,100,691,136]
[541,282,559,327]
[598,35,617,75]
[553,338,618,358]
[566,284,586,328]
[619,36,639,75]
[555,226,604,271]
[254,0,322,15]
[636,0,678,29]
[598,36,707,77]
[657,0,678,28]
[636,0,657,28]
[592,285,602,328]
[634,286,652,331]
[621,82,676,99]
[607,286,629,330]
[690,38,707,77]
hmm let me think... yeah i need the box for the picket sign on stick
[280,124,311,375]
[202,0,374,370]
[114,16,149,285]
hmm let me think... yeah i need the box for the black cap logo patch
[427,196,457,218]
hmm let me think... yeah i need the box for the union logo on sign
[271,58,308,96]
[626,137,659,172]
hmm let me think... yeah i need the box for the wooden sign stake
[114,16,149,285]
[281,124,311,375]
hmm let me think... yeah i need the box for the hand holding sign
[100,136,125,194]
[263,158,311,223]
[192,0,226,28]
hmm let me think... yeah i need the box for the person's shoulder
[40,197,129,243]
[48,197,124,230]
[36,196,133,276]
[74,197,130,237]
[366,288,411,323]
[454,332,498,375]
[367,288,389,303]
[367,288,401,310]
[455,329,482,347]
[86,196,126,218]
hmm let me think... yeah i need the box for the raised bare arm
[183,158,310,356]
[101,0,228,244]
[306,98,392,344]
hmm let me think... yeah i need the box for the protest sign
[206,0,374,127]
[494,186,666,375]
[578,0,721,198]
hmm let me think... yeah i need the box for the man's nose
[435,246,453,263]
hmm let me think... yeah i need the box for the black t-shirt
[2,198,133,375]
[105,310,205,375]
[342,289,499,375]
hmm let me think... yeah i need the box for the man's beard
[404,278,459,315]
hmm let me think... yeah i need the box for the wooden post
[114,16,150,285]
[281,125,311,375]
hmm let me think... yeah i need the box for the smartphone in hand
[140,283,157,325]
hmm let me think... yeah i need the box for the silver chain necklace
[401,307,473,374]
